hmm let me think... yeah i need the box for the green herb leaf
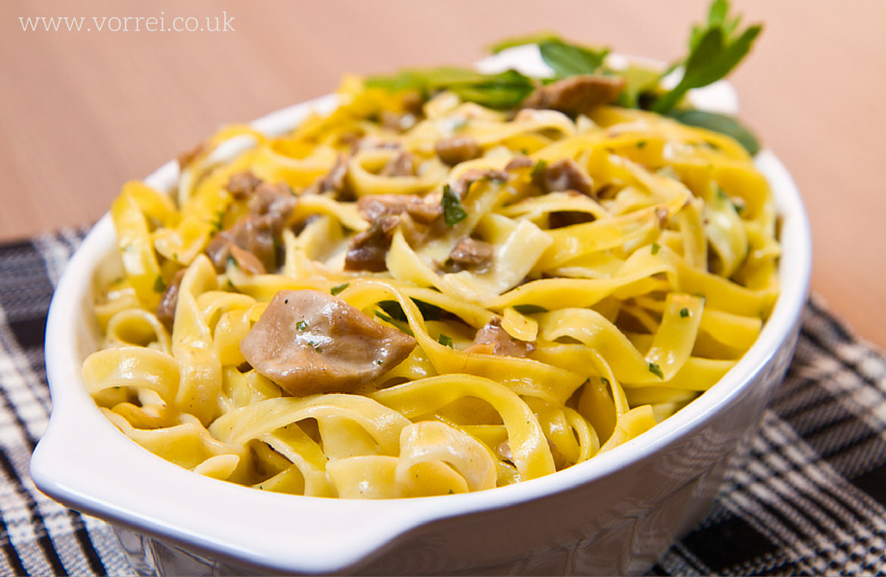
[330,283,349,296]
[652,2,762,115]
[513,304,549,315]
[375,311,415,337]
[377,301,407,323]
[651,242,661,255]
[538,40,609,78]
[375,311,396,325]
[648,362,665,379]
[442,184,468,227]
[530,159,548,180]
[366,67,536,110]
[415,299,443,322]
[488,32,565,54]
[449,69,538,110]
[692,0,743,51]
[211,210,226,233]
[378,299,442,323]
[666,109,760,155]
[437,334,454,348]
[616,63,663,109]
[679,308,690,318]
[153,275,167,293]
[296,320,308,331]
[489,34,609,79]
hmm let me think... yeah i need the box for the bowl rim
[30,48,812,574]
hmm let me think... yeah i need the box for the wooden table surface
[2,0,884,351]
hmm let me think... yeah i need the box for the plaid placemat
[2,229,885,576]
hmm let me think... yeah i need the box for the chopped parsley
[530,159,548,180]
[296,320,308,331]
[648,362,665,379]
[636,140,647,149]
[330,283,349,296]
[651,242,661,255]
[153,275,167,293]
[437,334,454,348]
[378,299,442,323]
[679,307,690,318]
[211,210,226,233]
[442,184,468,227]
[375,311,415,337]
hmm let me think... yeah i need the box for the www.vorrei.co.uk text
[19,12,235,33]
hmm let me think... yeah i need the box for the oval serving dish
[30,48,812,576]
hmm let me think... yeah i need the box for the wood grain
[2,0,884,351]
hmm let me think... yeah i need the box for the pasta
[83,69,779,499]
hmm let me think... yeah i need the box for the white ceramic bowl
[30,49,812,576]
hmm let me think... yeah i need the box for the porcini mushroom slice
[240,289,416,396]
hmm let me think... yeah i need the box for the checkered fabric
[2,229,885,576]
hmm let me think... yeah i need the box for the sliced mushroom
[240,290,416,396]
[204,179,296,273]
[248,182,297,233]
[447,237,494,273]
[226,171,262,200]
[542,158,594,198]
[464,318,536,358]
[228,245,267,275]
[344,215,400,272]
[504,155,535,172]
[356,194,442,225]
[205,216,276,272]
[435,136,481,166]
[156,269,186,330]
[378,151,416,177]
[522,74,625,116]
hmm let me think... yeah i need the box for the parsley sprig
[651,0,762,114]
[365,0,762,154]
[497,1,763,152]
[366,67,536,110]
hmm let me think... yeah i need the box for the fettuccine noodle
[84,75,779,499]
